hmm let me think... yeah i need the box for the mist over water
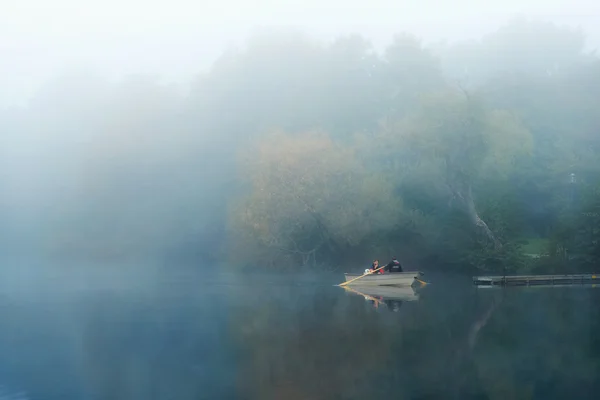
[3,1,600,398]
[0,267,597,399]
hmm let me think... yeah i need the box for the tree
[228,131,402,268]
[437,18,588,86]
[375,89,532,249]
[320,34,383,136]
[381,33,446,117]
[189,30,328,137]
[481,18,587,77]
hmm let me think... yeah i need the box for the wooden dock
[473,273,599,286]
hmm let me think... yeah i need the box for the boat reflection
[342,285,421,311]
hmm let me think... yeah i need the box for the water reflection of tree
[73,283,600,399]
[230,283,600,399]
[390,287,600,399]
[229,285,403,399]
[471,288,600,399]
[229,286,519,399]
[369,287,502,399]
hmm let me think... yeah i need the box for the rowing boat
[343,271,424,287]
[343,285,420,301]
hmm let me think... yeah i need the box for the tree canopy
[1,18,599,272]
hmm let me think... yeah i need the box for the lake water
[0,267,599,399]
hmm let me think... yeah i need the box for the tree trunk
[451,183,502,249]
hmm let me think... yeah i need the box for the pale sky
[1,0,599,106]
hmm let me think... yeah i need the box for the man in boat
[384,256,403,273]
[369,259,384,274]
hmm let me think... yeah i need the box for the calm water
[0,267,599,399]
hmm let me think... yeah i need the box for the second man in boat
[384,256,403,273]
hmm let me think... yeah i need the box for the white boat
[343,271,424,287]
[343,285,420,301]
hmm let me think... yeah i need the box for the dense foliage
[1,18,599,272]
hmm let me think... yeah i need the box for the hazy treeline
[1,18,599,272]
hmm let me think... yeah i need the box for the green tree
[381,33,446,117]
[374,89,532,249]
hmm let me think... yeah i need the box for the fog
[2,5,600,395]
[1,0,600,272]
[3,0,599,106]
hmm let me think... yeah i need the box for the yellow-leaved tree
[228,131,402,269]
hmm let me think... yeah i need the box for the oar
[415,278,428,286]
[343,286,386,308]
[339,265,385,286]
